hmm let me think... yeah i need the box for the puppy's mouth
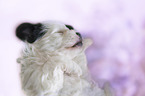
[72,32,83,47]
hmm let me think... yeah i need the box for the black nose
[76,32,82,40]
[72,32,83,47]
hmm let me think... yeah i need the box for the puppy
[16,21,112,96]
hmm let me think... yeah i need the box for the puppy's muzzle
[72,32,83,47]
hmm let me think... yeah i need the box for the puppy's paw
[62,61,82,77]
[82,38,93,51]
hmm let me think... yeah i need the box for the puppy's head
[16,21,92,52]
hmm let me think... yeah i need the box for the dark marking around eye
[65,25,74,30]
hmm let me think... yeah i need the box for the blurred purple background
[1,0,145,96]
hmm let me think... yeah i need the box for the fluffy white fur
[17,21,112,96]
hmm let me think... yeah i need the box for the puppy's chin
[65,38,92,52]
[72,38,92,49]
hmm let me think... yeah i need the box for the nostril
[76,32,82,39]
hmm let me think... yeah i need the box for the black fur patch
[65,24,74,30]
[16,23,45,43]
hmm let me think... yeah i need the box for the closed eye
[65,25,74,30]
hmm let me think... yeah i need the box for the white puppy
[16,21,112,96]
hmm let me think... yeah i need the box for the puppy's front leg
[62,60,82,76]
[42,64,64,95]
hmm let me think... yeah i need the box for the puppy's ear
[16,23,45,43]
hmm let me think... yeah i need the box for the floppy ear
[16,22,45,43]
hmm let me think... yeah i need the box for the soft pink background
[1,0,145,96]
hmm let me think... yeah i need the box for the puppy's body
[16,21,111,96]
